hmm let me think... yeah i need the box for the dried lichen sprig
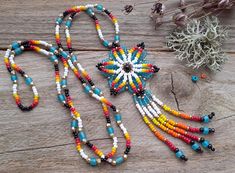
[166,16,229,72]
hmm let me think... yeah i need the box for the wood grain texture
[0,0,235,173]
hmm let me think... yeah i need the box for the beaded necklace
[55,4,216,161]
[4,43,130,165]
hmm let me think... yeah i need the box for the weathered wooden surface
[0,0,235,173]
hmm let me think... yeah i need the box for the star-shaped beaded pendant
[97,42,160,96]
[97,42,216,161]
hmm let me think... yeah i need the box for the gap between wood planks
[1,48,235,54]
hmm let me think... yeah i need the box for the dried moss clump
[167,16,229,71]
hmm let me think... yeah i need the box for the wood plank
[0,50,235,172]
[0,0,234,52]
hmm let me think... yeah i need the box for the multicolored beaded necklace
[4,15,131,167]
[55,4,216,161]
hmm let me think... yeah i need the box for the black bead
[199,137,205,143]
[106,117,111,123]
[209,112,215,119]
[7,67,12,73]
[153,65,160,73]
[137,42,145,49]
[96,63,103,71]
[68,48,73,54]
[104,9,111,15]
[63,11,69,17]
[86,141,93,148]
[209,128,215,133]
[199,127,204,132]
[112,42,120,48]
[123,63,132,73]
[70,12,76,18]
[174,148,179,153]
[111,105,116,111]
[88,80,94,86]
[180,155,188,161]
[190,140,195,145]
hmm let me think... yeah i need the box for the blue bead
[191,75,199,83]
[90,157,97,166]
[65,20,72,28]
[11,75,17,81]
[61,51,68,59]
[115,114,122,122]
[203,127,209,135]
[56,17,62,24]
[107,127,114,135]
[61,79,67,86]
[50,55,57,62]
[96,4,103,11]
[84,85,91,94]
[114,35,120,42]
[94,88,101,95]
[71,120,78,128]
[103,40,109,47]
[203,115,210,123]
[79,131,86,140]
[192,143,200,150]
[14,48,22,55]
[202,140,210,148]
[86,8,93,15]
[12,42,20,49]
[71,55,77,63]
[116,156,124,165]
[58,94,65,102]
[50,47,57,53]
[25,77,32,85]
[175,150,183,158]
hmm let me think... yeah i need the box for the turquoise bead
[94,88,101,95]
[192,143,200,150]
[84,85,91,94]
[86,8,93,15]
[114,35,120,42]
[50,55,57,62]
[116,156,124,165]
[203,115,210,123]
[50,47,57,53]
[96,4,103,11]
[25,77,32,85]
[107,126,114,135]
[14,48,22,55]
[203,127,209,135]
[12,42,20,49]
[58,94,65,102]
[61,79,67,86]
[103,40,109,47]
[115,114,122,122]
[61,51,68,59]
[90,157,97,166]
[79,131,87,140]
[202,140,209,148]
[56,17,62,24]
[11,75,17,81]
[191,75,199,83]
[175,150,183,158]
[71,120,78,128]
[65,20,72,28]
[71,55,77,63]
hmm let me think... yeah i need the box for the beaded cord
[57,4,217,161]
[4,40,130,166]
[55,4,130,166]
